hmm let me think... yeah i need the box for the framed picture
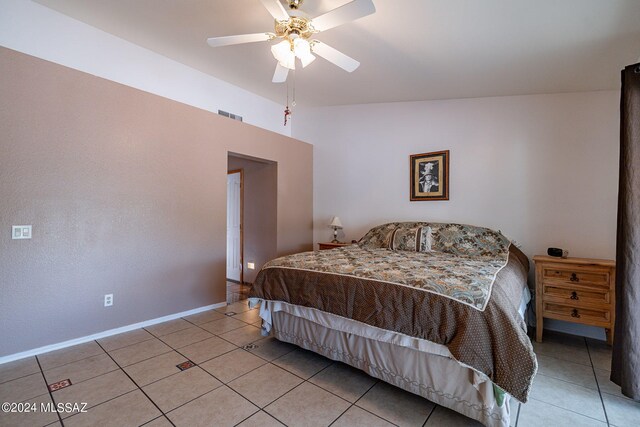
[410,150,449,201]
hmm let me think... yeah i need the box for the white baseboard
[0,301,227,365]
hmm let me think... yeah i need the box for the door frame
[227,169,244,284]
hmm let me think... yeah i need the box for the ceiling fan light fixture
[300,52,316,68]
[271,39,292,63]
[207,0,375,83]
[279,53,296,70]
[293,37,311,58]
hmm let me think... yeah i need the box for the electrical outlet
[104,294,113,307]
[247,262,255,270]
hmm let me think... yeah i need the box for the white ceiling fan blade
[260,0,290,21]
[311,0,375,32]
[312,41,360,72]
[272,62,289,83]
[207,33,271,48]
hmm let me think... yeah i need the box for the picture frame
[410,150,449,201]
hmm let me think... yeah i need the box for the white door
[227,171,242,282]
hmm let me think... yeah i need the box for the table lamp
[329,216,343,243]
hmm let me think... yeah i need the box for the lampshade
[279,54,296,70]
[293,38,310,57]
[299,52,316,68]
[271,40,292,63]
[329,216,343,228]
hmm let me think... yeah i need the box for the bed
[248,222,537,427]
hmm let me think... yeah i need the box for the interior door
[226,171,242,282]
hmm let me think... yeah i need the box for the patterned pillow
[430,223,510,257]
[358,223,399,248]
[358,222,509,257]
[389,226,432,252]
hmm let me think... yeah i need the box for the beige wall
[227,155,278,284]
[295,92,618,261]
[294,91,619,339]
[0,47,313,357]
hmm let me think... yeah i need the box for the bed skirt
[270,310,513,427]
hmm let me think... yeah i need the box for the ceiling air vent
[218,110,243,122]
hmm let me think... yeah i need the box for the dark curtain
[612,63,640,400]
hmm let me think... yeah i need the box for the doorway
[227,153,278,303]
[226,169,243,283]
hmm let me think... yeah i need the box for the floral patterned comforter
[261,245,508,311]
[250,240,537,403]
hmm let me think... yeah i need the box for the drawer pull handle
[570,273,579,282]
[571,309,581,318]
[570,291,579,300]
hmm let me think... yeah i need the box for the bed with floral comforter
[249,222,537,403]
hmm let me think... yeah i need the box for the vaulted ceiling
[35,0,640,106]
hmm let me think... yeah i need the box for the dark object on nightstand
[547,247,568,258]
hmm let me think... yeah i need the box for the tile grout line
[327,402,354,427]
[322,371,361,427]
[142,331,276,420]
[135,369,235,422]
[349,379,403,426]
[93,341,177,427]
[98,335,157,353]
[232,409,280,427]
[0,368,52,387]
[230,363,303,412]
[34,348,108,373]
[36,336,161,374]
[585,338,610,427]
[527,396,611,424]
[114,349,175,370]
[534,371,601,392]
[149,318,295,419]
[34,355,65,427]
[268,357,368,408]
[231,408,262,426]
[53,380,147,423]
[535,350,596,368]
[257,344,401,426]
[140,414,173,427]
[262,381,316,424]
[421,403,436,426]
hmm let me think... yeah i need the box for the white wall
[294,91,620,338]
[0,0,288,136]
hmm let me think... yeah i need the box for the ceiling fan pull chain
[284,78,291,126]
[292,69,297,107]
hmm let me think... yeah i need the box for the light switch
[12,225,32,240]
[247,262,255,270]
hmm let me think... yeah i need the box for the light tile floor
[1,300,638,427]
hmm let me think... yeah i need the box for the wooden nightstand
[318,242,352,250]
[533,255,616,345]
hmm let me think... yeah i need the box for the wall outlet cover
[12,225,32,240]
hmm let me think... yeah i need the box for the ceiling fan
[206,0,376,83]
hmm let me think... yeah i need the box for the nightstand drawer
[543,284,611,305]
[543,302,611,326]
[542,266,609,287]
